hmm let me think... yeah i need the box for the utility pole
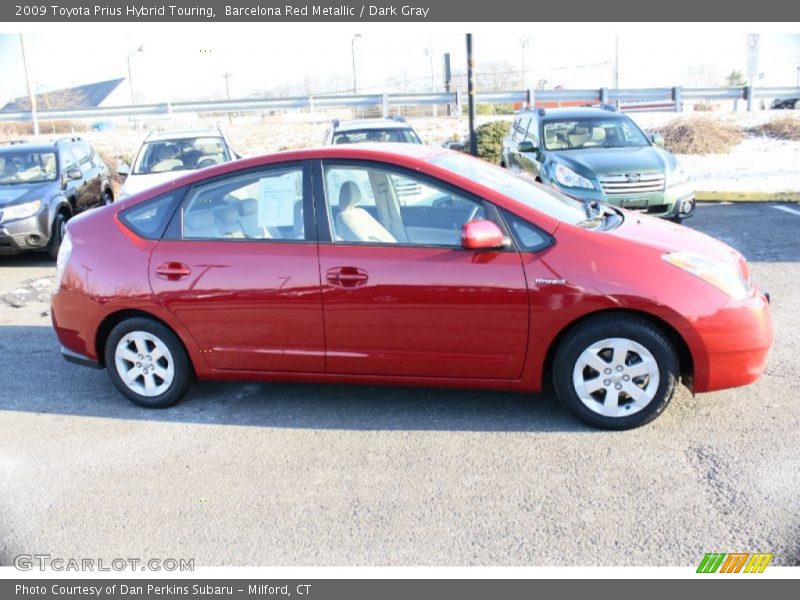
[222,70,232,124]
[351,34,361,93]
[466,34,477,157]
[127,45,143,129]
[519,36,530,89]
[19,35,39,136]
[613,34,619,89]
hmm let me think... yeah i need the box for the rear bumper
[691,288,773,393]
[61,346,101,369]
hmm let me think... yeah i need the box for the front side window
[133,137,230,174]
[180,166,304,241]
[512,118,531,142]
[0,150,57,184]
[323,163,488,247]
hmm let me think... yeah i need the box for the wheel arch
[542,307,694,389]
[95,308,195,375]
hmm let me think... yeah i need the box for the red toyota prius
[50,145,772,429]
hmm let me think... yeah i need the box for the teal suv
[501,106,695,222]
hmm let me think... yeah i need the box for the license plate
[623,197,649,209]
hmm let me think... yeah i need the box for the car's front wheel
[552,315,679,430]
[104,317,191,408]
[47,213,67,260]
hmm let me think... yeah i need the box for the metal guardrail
[1,86,798,123]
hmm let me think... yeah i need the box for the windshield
[333,128,421,144]
[0,151,57,184]
[429,152,587,226]
[133,137,230,175]
[543,116,650,150]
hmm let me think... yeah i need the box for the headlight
[554,164,594,190]
[667,168,689,187]
[662,251,750,300]
[0,199,42,223]
[55,231,73,290]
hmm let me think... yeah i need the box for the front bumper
[552,182,695,219]
[690,287,773,393]
[0,212,51,255]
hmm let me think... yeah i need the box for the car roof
[333,119,413,132]
[0,136,84,152]
[145,128,224,142]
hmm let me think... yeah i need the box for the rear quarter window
[119,190,182,239]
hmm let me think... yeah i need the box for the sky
[0,24,798,106]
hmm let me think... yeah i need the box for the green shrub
[475,120,510,164]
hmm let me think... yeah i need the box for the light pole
[519,36,530,89]
[351,34,361,94]
[18,34,39,136]
[127,45,143,128]
[796,66,799,87]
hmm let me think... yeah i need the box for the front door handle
[155,261,192,280]
[326,266,368,287]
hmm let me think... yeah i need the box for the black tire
[102,189,114,206]
[552,314,679,430]
[668,215,683,225]
[794,100,800,110]
[47,213,67,261]
[104,317,191,408]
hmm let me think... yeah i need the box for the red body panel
[50,145,773,397]
[317,244,529,378]
[148,240,325,372]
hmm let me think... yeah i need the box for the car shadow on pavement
[0,253,56,268]
[0,326,584,433]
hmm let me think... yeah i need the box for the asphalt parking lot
[0,202,798,567]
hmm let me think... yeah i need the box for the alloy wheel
[572,337,660,418]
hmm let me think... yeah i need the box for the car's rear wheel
[104,317,190,408]
[47,213,67,260]
[552,315,679,430]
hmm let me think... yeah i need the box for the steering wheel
[198,159,216,168]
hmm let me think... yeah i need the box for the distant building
[1,78,127,131]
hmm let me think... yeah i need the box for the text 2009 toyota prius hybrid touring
[50,145,772,429]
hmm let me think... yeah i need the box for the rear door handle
[155,261,191,280]
[326,266,368,287]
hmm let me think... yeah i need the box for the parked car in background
[118,127,238,199]
[51,145,772,430]
[770,96,800,110]
[0,136,112,258]
[322,116,423,145]
[501,106,695,222]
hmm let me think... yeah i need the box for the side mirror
[650,132,664,147]
[65,168,82,181]
[461,219,506,250]
[117,161,130,181]
[518,140,536,153]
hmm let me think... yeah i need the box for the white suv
[322,116,423,145]
[118,127,239,199]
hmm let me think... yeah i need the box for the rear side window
[119,191,181,239]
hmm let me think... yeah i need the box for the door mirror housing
[117,161,131,181]
[461,219,507,250]
[518,140,536,153]
[64,167,82,181]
